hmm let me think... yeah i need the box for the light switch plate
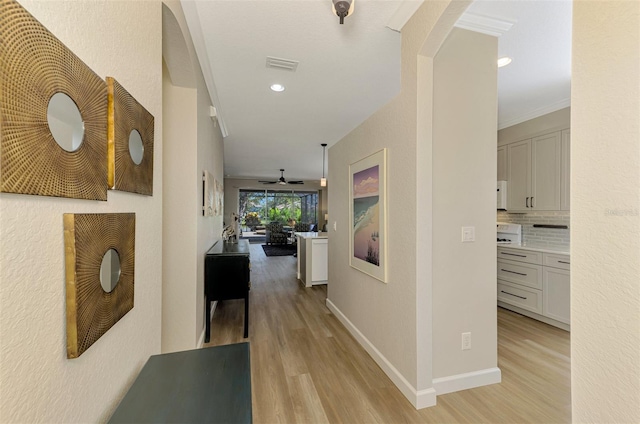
[462,226,475,242]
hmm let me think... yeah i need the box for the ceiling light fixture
[497,57,512,68]
[320,143,327,187]
[332,0,354,24]
[270,83,285,92]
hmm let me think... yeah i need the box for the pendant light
[320,143,327,187]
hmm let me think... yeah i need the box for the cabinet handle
[558,260,570,264]
[531,197,534,208]
[501,252,526,258]
[526,197,530,208]
[501,290,527,300]
[501,269,527,276]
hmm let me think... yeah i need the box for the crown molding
[454,12,516,37]
[498,98,571,130]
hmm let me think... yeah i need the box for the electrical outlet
[462,332,471,350]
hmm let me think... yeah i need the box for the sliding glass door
[239,189,318,229]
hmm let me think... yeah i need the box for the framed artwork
[107,77,154,195]
[203,170,214,217]
[349,148,387,283]
[215,178,224,216]
[0,0,108,200]
[64,213,135,358]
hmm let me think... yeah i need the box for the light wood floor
[204,244,571,423]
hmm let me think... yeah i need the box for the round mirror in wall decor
[64,213,135,359]
[47,92,85,152]
[128,129,144,165]
[0,0,108,200]
[99,248,121,293]
[107,77,155,195]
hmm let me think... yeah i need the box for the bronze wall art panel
[107,77,154,195]
[64,213,135,358]
[0,0,108,200]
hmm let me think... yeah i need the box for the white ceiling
[463,0,572,129]
[181,0,572,182]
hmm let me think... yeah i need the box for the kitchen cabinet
[561,129,570,211]
[296,232,328,287]
[506,139,531,211]
[543,266,570,324]
[507,132,562,211]
[497,145,507,181]
[497,246,570,330]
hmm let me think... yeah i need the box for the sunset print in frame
[349,148,387,283]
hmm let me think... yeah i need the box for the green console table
[109,343,252,423]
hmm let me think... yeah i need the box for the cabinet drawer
[543,253,570,270]
[497,259,542,289]
[497,247,542,264]
[498,281,542,314]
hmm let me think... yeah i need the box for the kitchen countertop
[294,232,328,239]
[497,243,569,255]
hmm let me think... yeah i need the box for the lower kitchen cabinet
[497,246,570,330]
[543,267,570,324]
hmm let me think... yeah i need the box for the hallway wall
[161,0,225,353]
[0,1,163,422]
[431,27,499,386]
[327,0,476,408]
[571,1,640,421]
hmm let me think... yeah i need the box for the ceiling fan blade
[259,181,277,184]
[288,181,304,184]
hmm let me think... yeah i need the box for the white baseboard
[432,367,502,395]
[198,301,218,348]
[325,298,437,409]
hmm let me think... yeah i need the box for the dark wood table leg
[243,292,249,338]
[205,294,211,343]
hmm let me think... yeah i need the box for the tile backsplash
[497,211,570,249]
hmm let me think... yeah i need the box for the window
[239,189,318,229]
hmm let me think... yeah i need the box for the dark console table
[109,343,252,423]
[205,239,251,342]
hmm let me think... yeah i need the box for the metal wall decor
[0,0,108,200]
[107,77,154,195]
[64,213,135,358]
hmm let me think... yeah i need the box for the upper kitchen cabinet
[561,129,570,211]
[497,145,507,181]
[507,139,532,211]
[506,131,564,212]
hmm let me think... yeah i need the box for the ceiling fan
[259,169,304,185]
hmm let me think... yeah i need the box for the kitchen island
[295,232,328,287]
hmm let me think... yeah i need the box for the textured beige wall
[161,1,225,352]
[0,1,163,422]
[431,28,498,379]
[161,61,198,352]
[195,54,225,345]
[571,1,640,422]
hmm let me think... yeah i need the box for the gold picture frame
[107,77,154,195]
[0,0,108,200]
[64,213,135,359]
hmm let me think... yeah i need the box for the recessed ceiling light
[270,84,285,92]
[498,57,512,68]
